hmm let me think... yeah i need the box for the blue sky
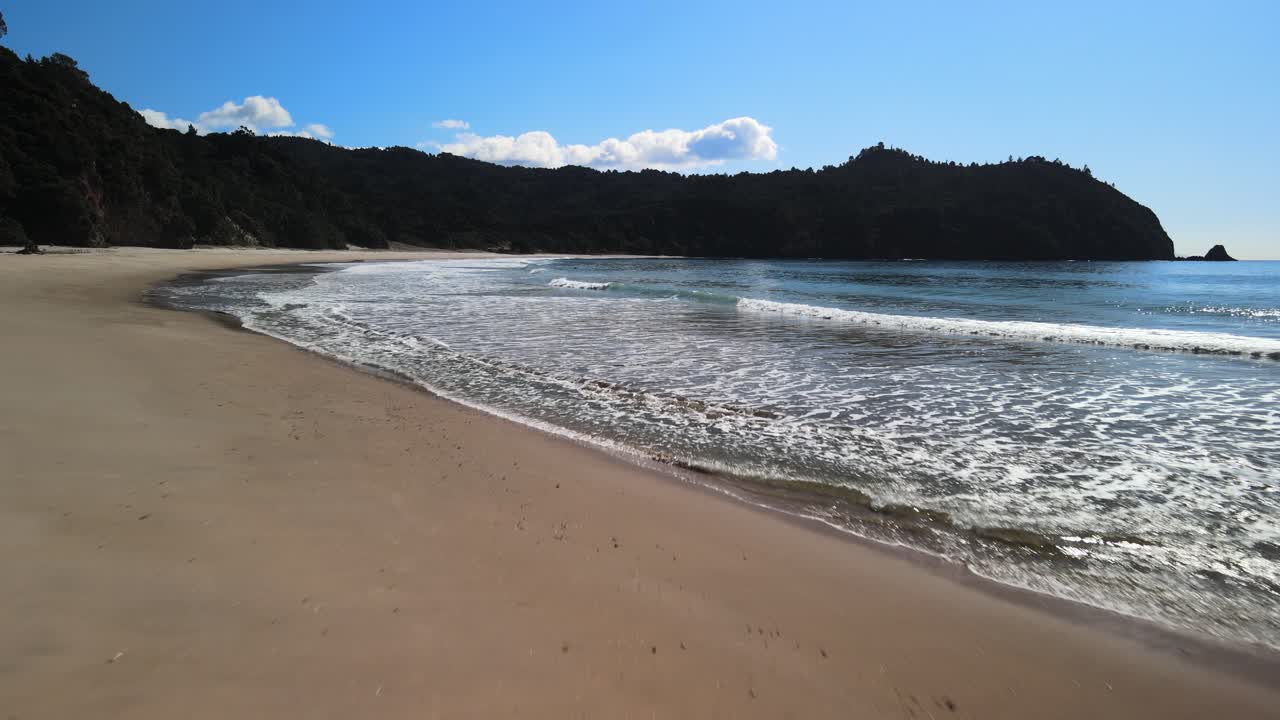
[3,1,1277,258]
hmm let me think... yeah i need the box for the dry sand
[1,247,1277,719]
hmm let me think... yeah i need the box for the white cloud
[432,119,470,130]
[197,95,293,131]
[303,123,335,139]
[436,117,778,171]
[138,108,198,132]
[268,123,335,140]
[139,97,333,140]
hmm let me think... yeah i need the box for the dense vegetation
[0,45,1174,259]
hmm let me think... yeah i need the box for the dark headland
[1,47,1175,260]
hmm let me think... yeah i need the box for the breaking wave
[549,277,611,290]
[550,275,1280,360]
[737,298,1280,360]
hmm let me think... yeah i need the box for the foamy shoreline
[3,247,1279,719]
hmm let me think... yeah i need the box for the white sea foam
[738,298,1280,359]
[154,257,1280,652]
[209,273,269,283]
[338,258,533,275]
[549,277,612,290]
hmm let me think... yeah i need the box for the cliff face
[0,47,1174,259]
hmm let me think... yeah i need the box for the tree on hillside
[1,11,9,39]
[40,52,89,80]
[0,45,1177,259]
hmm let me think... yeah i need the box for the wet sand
[2,247,1277,719]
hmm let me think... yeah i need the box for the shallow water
[156,257,1280,650]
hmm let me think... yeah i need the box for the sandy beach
[1,247,1277,719]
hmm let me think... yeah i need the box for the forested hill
[0,47,1174,259]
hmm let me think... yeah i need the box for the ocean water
[155,258,1280,650]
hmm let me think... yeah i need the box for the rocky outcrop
[1204,245,1236,261]
[1179,245,1238,261]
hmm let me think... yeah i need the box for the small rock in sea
[1204,244,1236,261]
[1178,244,1237,261]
